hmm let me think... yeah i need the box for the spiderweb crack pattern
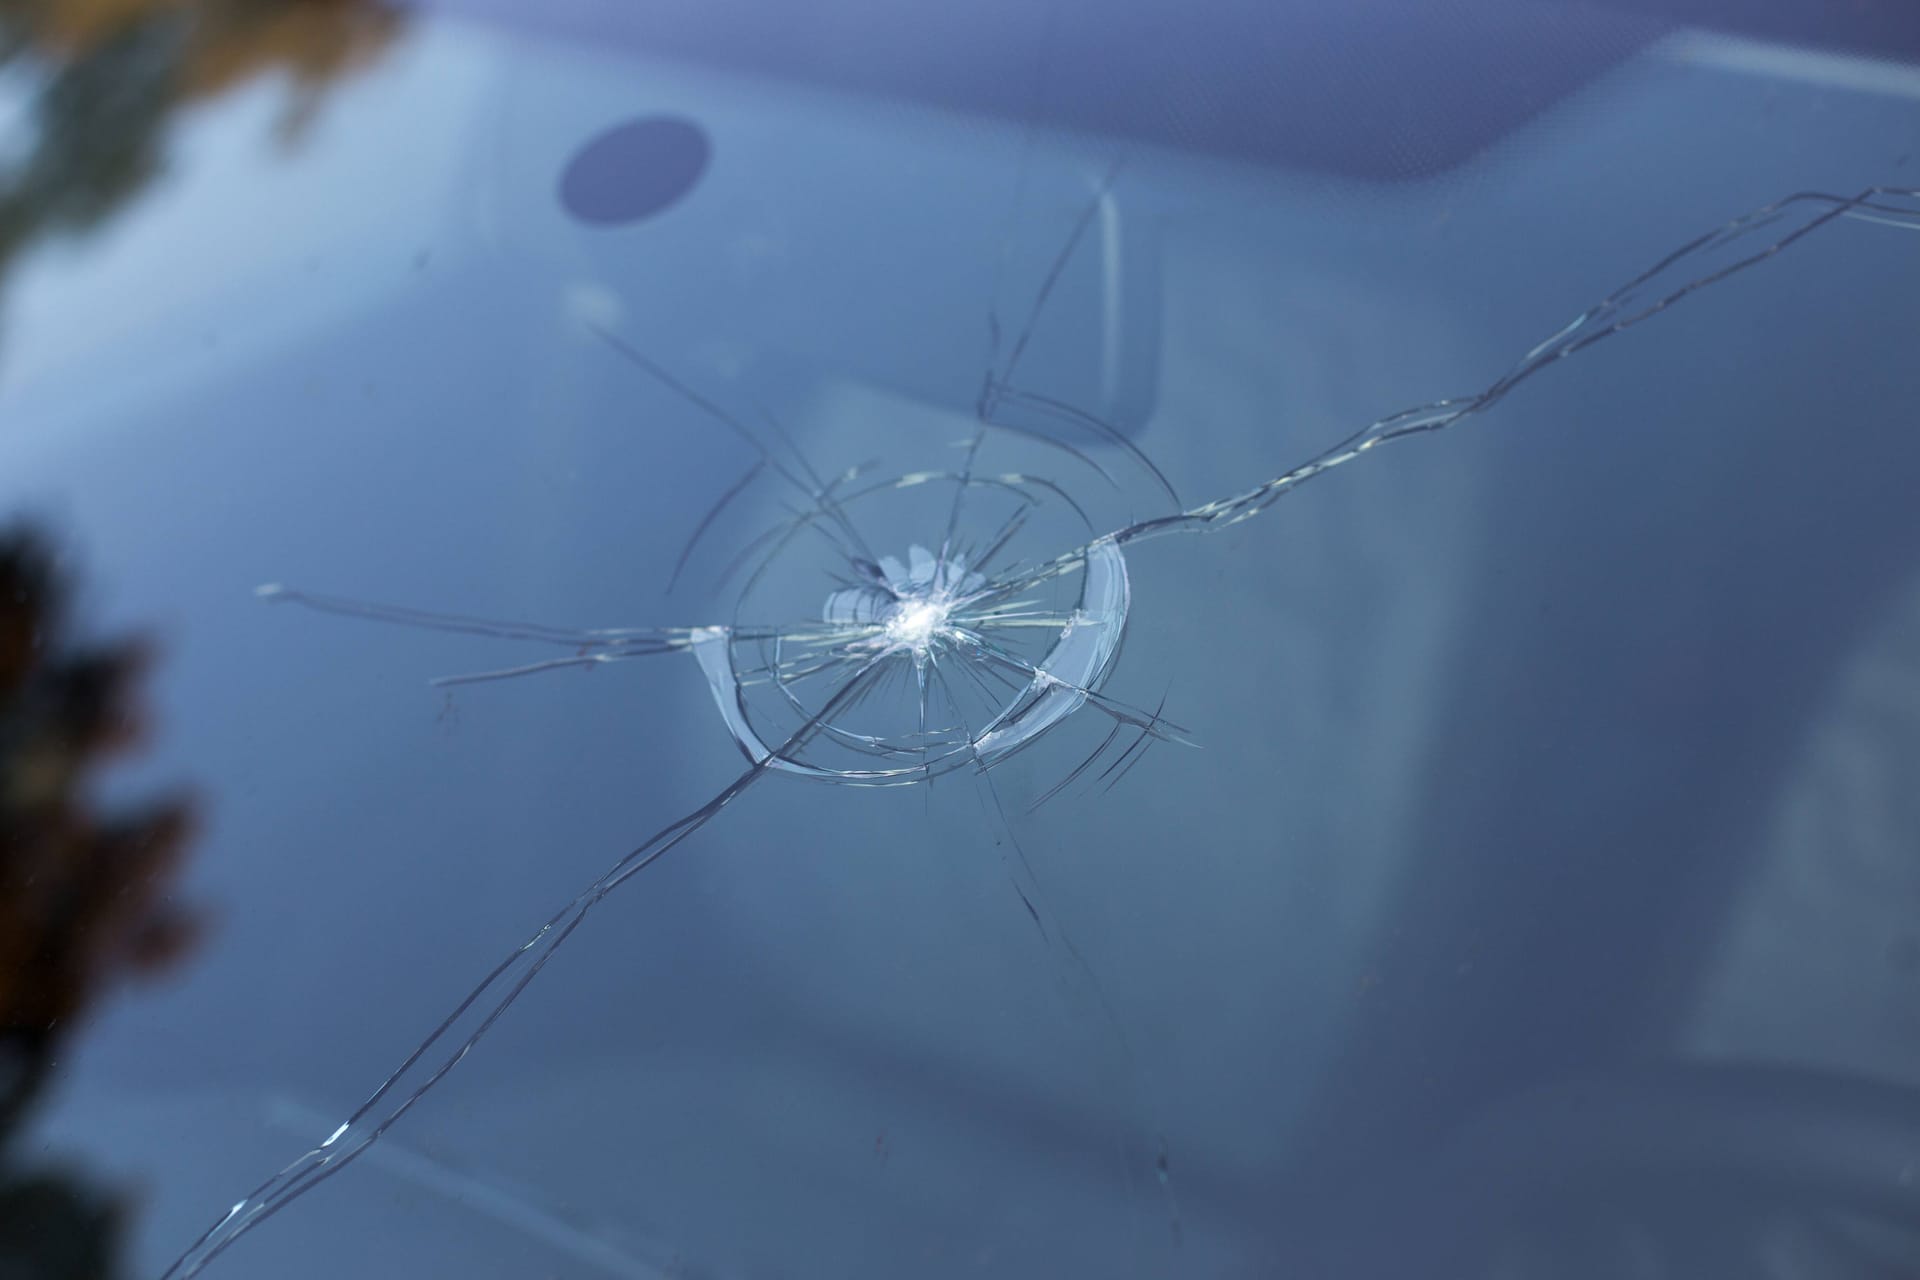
[164,182,1920,1278]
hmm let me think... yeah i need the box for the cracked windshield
[2,1,1918,1277]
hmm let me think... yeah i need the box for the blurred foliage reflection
[0,530,201,1276]
[0,0,401,291]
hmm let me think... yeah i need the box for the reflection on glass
[0,0,399,306]
[0,528,201,1279]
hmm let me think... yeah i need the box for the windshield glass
[3,3,1918,1278]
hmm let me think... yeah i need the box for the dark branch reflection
[0,529,200,1277]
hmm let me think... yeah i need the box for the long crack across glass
[164,181,1920,1278]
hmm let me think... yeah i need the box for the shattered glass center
[882,595,950,653]
[688,516,1138,786]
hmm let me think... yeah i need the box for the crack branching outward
[164,183,1920,1279]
